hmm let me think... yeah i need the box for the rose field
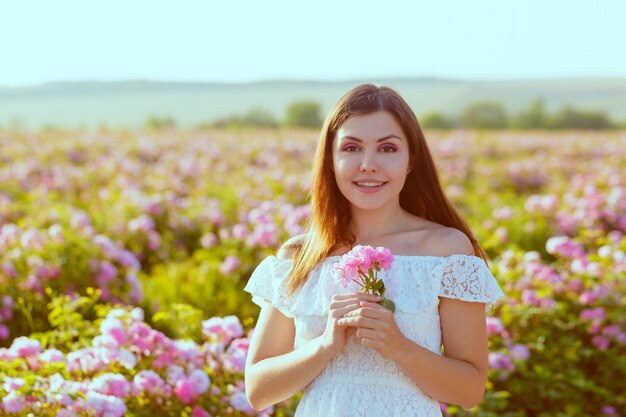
[0,127,625,417]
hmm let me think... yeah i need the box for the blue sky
[2,0,625,87]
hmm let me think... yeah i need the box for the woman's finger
[336,316,378,329]
[343,306,389,319]
[331,293,380,302]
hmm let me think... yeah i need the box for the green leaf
[380,298,395,312]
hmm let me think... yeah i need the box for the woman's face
[332,111,411,212]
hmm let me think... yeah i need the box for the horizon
[4,75,626,90]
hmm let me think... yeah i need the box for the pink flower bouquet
[332,245,395,312]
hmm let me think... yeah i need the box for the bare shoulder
[437,227,475,256]
[276,233,308,260]
[417,225,474,257]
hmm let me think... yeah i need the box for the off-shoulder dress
[244,254,505,417]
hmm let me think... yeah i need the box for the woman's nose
[359,151,378,172]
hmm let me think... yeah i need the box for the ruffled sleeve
[243,255,296,318]
[432,254,505,311]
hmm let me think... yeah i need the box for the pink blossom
[132,370,168,396]
[126,272,144,303]
[147,230,161,250]
[602,405,617,417]
[509,344,530,361]
[545,236,584,258]
[2,391,25,413]
[10,336,42,357]
[3,377,25,392]
[100,318,126,346]
[247,223,280,248]
[39,348,65,363]
[200,233,218,248]
[96,261,118,285]
[128,214,156,233]
[230,391,255,413]
[94,235,118,258]
[116,250,140,270]
[580,307,606,322]
[175,339,201,362]
[189,369,211,395]
[1,261,18,278]
[84,391,127,417]
[232,224,248,240]
[71,210,92,229]
[207,208,225,226]
[202,316,244,344]
[332,245,394,288]
[21,228,44,250]
[117,348,138,370]
[0,325,9,340]
[174,378,197,405]
[540,298,556,309]
[48,224,65,242]
[592,335,610,350]
[493,206,513,220]
[90,373,130,398]
[192,405,211,417]
[568,278,583,292]
[220,256,241,275]
[0,224,20,247]
[602,325,621,337]
[521,289,540,306]
[166,365,186,385]
[488,352,515,372]
[525,194,558,213]
[223,344,247,372]
[486,317,505,335]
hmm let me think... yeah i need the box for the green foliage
[420,98,620,130]
[460,101,508,129]
[30,288,107,351]
[212,107,278,128]
[419,111,456,129]
[284,100,322,128]
[140,247,261,332]
[547,106,615,130]
[511,98,547,129]
[145,115,177,130]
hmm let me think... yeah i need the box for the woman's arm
[394,298,488,408]
[244,303,335,411]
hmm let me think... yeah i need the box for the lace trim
[432,255,505,310]
[244,254,504,318]
[243,256,297,318]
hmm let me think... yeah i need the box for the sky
[2,0,626,87]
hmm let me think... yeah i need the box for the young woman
[243,84,504,416]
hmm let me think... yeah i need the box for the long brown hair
[285,84,487,293]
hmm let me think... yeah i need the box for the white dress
[244,254,505,417]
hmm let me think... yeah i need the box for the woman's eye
[342,144,396,152]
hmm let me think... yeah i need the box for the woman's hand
[320,293,381,358]
[337,300,408,361]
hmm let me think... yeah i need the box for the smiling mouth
[354,181,387,189]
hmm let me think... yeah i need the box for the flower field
[0,127,625,416]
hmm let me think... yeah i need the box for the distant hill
[1,78,625,128]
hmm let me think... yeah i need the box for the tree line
[146,99,625,130]
[420,99,624,130]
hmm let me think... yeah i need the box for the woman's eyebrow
[341,134,402,143]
